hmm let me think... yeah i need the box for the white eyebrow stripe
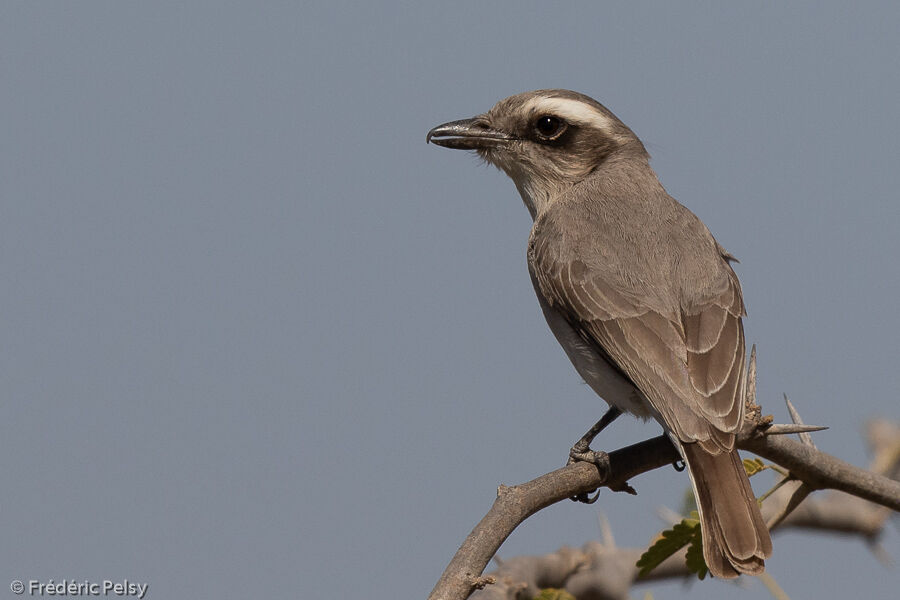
[521,96,616,132]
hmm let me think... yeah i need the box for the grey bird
[427,90,773,578]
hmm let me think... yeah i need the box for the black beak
[426,118,514,149]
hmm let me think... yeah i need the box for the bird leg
[568,406,622,503]
[568,406,622,463]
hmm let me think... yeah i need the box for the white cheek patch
[521,96,617,134]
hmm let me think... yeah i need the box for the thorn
[746,344,758,406]
[656,505,683,526]
[765,424,829,436]
[597,512,616,548]
[784,393,804,424]
[783,394,818,447]
[868,540,894,567]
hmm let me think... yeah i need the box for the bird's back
[529,160,740,321]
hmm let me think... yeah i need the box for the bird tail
[681,443,773,578]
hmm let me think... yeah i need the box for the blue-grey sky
[2,2,897,599]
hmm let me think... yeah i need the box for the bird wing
[528,205,746,453]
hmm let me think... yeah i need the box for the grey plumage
[427,89,772,578]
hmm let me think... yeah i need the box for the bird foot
[568,448,610,504]
[566,407,622,503]
[568,447,609,467]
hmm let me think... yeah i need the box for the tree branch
[427,437,678,600]
[463,479,891,600]
[427,421,900,600]
[744,433,900,510]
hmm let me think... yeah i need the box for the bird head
[427,90,648,217]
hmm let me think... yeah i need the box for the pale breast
[529,266,653,419]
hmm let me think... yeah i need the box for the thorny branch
[427,348,900,600]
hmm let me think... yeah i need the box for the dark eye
[534,115,565,139]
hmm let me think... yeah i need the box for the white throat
[510,171,569,221]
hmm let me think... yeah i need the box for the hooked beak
[426,118,514,150]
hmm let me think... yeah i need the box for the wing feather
[529,211,747,451]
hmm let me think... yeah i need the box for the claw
[568,449,611,504]
[566,407,623,503]
[571,489,602,504]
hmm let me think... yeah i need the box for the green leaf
[684,525,709,580]
[680,487,698,515]
[533,589,575,600]
[742,457,768,476]
[636,518,700,577]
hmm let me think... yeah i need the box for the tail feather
[681,443,772,578]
